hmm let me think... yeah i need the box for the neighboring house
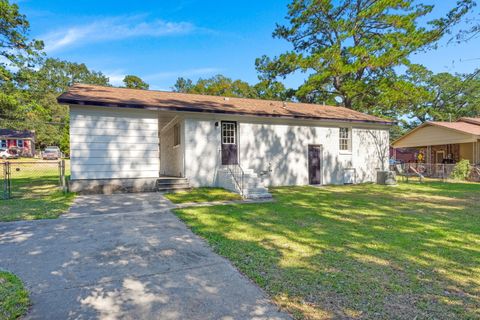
[392,118,480,165]
[0,129,35,157]
[58,84,392,197]
[389,147,418,163]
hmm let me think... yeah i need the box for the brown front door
[308,145,322,185]
[221,121,238,165]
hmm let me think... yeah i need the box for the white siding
[184,119,221,187]
[239,122,343,185]
[184,117,390,187]
[70,106,159,180]
[352,128,389,182]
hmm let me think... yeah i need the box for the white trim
[72,104,392,130]
[160,115,179,134]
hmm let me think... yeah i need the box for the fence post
[2,162,5,200]
[59,159,67,193]
[2,162,11,199]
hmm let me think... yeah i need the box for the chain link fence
[1,160,67,199]
[391,163,480,182]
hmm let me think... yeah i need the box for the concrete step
[156,177,191,192]
[156,181,190,187]
[157,185,192,192]
[156,177,189,184]
[244,187,269,193]
[243,192,273,199]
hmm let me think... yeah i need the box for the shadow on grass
[0,191,75,222]
[174,182,480,319]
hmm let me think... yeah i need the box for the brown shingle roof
[0,129,35,139]
[428,121,480,136]
[459,117,480,126]
[58,84,393,125]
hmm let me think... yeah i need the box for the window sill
[339,151,352,155]
[173,144,180,149]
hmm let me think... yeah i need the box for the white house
[58,84,392,198]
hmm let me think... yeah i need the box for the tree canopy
[0,0,43,81]
[172,74,294,101]
[256,0,475,115]
[123,75,149,90]
[0,0,479,153]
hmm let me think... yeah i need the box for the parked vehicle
[0,148,18,160]
[42,146,62,160]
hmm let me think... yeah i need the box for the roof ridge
[60,84,394,124]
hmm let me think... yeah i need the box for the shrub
[450,159,471,180]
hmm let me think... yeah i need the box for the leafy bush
[450,159,471,180]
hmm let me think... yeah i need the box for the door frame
[308,144,323,185]
[221,121,239,165]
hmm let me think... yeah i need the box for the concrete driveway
[0,193,289,320]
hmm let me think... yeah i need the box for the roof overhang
[59,98,395,126]
[392,122,479,148]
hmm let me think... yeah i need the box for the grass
[1,159,75,222]
[174,181,480,319]
[0,271,30,320]
[165,187,242,204]
[0,191,76,222]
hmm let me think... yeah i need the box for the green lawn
[0,271,30,320]
[174,182,480,319]
[0,191,76,222]
[1,159,75,222]
[165,187,242,204]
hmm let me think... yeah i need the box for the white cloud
[104,70,127,86]
[42,16,196,52]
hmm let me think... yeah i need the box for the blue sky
[17,0,480,90]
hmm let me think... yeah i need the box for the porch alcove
[158,112,184,178]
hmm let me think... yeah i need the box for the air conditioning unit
[377,171,397,185]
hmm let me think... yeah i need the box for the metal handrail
[225,164,245,197]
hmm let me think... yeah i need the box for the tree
[20,58,110,94]
[172,77,194,93]
[0,0,43,82]
[2,58,111,151]
[253,80,296,101]
[256,0,475,115]
[402,66,480,126]
[123,75,149,90]
[172,74,293,101]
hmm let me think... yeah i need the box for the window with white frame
[17,140,24,148]
[339,127,351,152]
[173,124,180,147]
[222,122,236,144]
[1,140,6,148]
